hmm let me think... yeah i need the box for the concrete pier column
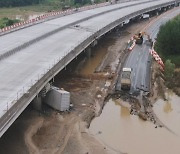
[86,48,91,58]
[91,39,98,47]
[32,96,42,111]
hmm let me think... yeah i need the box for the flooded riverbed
[89,96,180,154]
[79,38,115,75]
[153,91,180,136]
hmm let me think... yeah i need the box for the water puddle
[89,98,180,154]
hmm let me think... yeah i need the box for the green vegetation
[0,17,20,29]
[0,0,106,9]
[155,15,180,66]
[164,59,175,79]
[0,0,41,7]
[155,15,180,95]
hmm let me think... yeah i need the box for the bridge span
[0,0,179,137]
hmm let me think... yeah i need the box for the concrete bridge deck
[0,0,179,137]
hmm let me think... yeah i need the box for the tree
[0,0,41,7]
[155,15,180,56]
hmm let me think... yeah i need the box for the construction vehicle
[121,68,132,90]
[133,31,151,45]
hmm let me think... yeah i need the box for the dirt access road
[0,8,175,154]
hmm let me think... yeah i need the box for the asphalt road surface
[125,38,152,94]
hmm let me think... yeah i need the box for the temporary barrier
[149,49,164,70]
[128,36,136,51]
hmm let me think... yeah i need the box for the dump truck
[121,68,132,90]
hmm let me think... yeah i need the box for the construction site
[0,5,180,154]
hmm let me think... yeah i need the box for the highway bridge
[0,0,179,137]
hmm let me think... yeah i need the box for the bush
[164,59,175,79]
[0,17,20,29]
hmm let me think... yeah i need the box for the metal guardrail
[0,0,179,137]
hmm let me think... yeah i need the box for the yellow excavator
[133,31,151,45]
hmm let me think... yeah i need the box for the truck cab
[121,68,132,90]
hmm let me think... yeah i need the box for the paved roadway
[0,0,178,137]
[119,8,180,94]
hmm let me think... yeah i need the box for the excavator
[133,31,152,45]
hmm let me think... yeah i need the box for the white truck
[121,68,132,90]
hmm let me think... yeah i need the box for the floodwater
[89,94,180,154]
[79,37,115,75]
[153,91,180,136]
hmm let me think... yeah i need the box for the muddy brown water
[153,91,180,136]
[79,37,115,75]
[89,94,180,154]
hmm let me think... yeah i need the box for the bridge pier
[156,11,159,16]
[176,2,180,7]
[32,96,42,111]
[86,48,92,58]
[31,83,51,111]
[91,39,98,47]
